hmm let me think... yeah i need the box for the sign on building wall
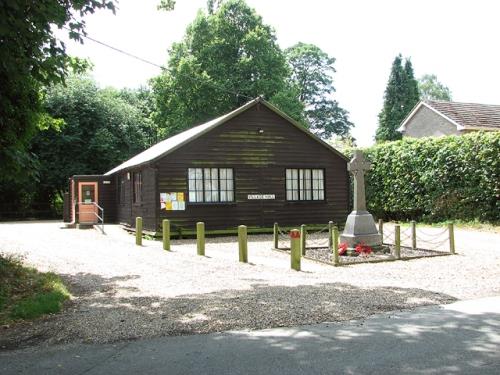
[247,194,275,200]
[160,192,186,211]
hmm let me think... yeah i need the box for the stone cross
[348,150,371,212]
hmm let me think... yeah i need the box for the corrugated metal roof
[105,97,347,175]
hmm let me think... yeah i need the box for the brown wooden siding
[116,167,157,229]
[152,105,349,231]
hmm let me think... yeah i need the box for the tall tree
[285,42,353,138]
[0,1,115,184]
[376,55,420,142]
[152,0,291,136]
[418,74,452,101]
[30,75,153,208]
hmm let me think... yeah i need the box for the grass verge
[0,253,70,325]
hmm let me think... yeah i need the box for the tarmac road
[1,297,499,374]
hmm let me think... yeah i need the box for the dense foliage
[363,132,500,222]
[152,0,290,136]
[418,74,452,101]
[29,75,154,210]
[285,43,353,138]
[376,54,419,142]
[0,0,115,184]
[152,0,352,139]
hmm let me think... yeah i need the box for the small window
[188,168,234,203]
[286,168,324,201]
[133,172,142,204]
[118,174,126,204]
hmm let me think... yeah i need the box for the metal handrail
[77,201,105,233]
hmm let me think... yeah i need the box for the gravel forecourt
[0,221,499,349]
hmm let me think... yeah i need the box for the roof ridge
[426,99,500,108]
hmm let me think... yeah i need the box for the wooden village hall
[65,98,350,232]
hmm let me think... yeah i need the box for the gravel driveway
[0,221,499,349]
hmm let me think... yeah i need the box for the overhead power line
[62,26,253,100]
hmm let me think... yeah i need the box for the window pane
[227,179,233,190]
[227,191,234,201]
[299,169,304,200]
[220,179,227,191]
[318,190,324,200]
[220,169,226,179]
[313,190,319,200]
[189,192,196,202]
[312,178,318,190]
[196,191,203,202]
[226,169,233,179]
[220,191,227,202]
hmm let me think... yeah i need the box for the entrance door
[78,182,98,223]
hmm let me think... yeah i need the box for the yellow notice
[165,201,173,211]
[177,192,184,202]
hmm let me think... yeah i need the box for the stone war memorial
[340,150,383,253]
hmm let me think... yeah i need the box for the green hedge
[362,132,500,222]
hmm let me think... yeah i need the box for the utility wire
[62,26,253,100]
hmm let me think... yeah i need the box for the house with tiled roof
[398,100,500,138]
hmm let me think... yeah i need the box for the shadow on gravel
[0,271,458,351]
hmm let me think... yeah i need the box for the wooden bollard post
[290,229,301,271]
[135,217,143,246]
[162,219,170,251]
[332,226,339,266]
[411,220,417,250]
[197,222,205,256]
[300,224,306,256]
[328,221,334,248]
[273,222,279,249]
[378,219,384,241]
[448,223,455,254]
[238,225,248,263]
[394,224,401,259]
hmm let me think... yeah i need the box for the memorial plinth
[340,150,382,252]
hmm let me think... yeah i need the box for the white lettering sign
[103,181,111,184]
[247,194,275,200]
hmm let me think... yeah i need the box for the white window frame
[188,168,234,203]
[286,168,324,201]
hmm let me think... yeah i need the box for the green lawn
[0,254,70,325]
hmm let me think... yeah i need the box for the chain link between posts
[276,224,332,250]
[382,223,451,252]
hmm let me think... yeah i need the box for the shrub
[363,132,499,222]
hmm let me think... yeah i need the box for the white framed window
[132,172,142,204]
[188,168,234,203]
[286,168,324,201]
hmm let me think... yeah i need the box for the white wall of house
[401,106,459,138]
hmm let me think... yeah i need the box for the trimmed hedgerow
[362,131,499,222]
